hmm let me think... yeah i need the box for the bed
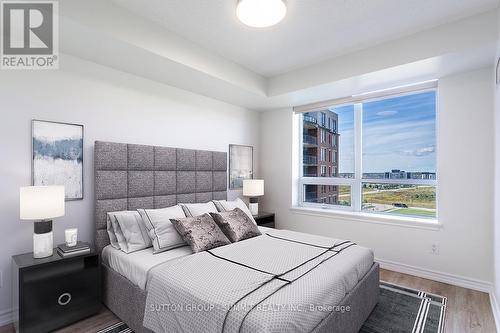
[94,141,379,333]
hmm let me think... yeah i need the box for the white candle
[65,228,78,247]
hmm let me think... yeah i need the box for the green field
[386,208,436,218]
[362,185,436,209]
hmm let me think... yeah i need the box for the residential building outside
[303,110,340,204]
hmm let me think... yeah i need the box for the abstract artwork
[229,144,253,189]
[32,120,84,200]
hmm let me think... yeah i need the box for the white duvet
[143,228,374,333]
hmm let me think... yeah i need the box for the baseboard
[0,308,13,327]
[490,291,500,332]
[376,258,492,292]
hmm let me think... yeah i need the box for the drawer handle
[58,292,72,306]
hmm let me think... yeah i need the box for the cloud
[376,110,398,117]
[402,146,435,157]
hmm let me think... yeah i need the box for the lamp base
[33,220,53,259]
[249,202,259,216]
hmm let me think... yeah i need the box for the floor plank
[0,269,496,333]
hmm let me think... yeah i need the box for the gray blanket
[143,229,373,333]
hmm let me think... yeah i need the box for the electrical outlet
[431,243,440,255]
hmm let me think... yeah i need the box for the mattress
[102,244,192,290]
[102,226,276,290]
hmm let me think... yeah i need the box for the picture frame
[32,119,84,201]
[229,144,253,189]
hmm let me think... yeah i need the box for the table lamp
[20,186,65,258]
[243,179,264,216]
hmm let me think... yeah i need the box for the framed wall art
[229,144,253,189]
[32,120,84,200]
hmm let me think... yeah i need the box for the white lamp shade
[20,186,65,220]
[243,179,264,197]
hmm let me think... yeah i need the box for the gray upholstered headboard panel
[94,141,227,253]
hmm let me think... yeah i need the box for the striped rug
[360,281,447,333]
[97,281,446,333]
[97,321,132,333]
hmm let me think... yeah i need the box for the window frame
[297,82,438,221]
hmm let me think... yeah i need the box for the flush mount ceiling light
[236,0,287,28]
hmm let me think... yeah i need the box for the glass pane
[302,106,354,178]
[362,91,436,180]
[362,183,436,218]
[304,185,351,206]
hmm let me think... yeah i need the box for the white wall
[261,67,494,285]
[0,55,260,318]
[493,4,500,319]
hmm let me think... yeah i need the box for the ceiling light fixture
[236,0,287,28]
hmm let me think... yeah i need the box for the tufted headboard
[94,141,227,253]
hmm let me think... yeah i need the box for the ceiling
[111,0,498,77]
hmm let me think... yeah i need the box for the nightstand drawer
[14,254,101,333]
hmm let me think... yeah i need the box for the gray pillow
[210,208,262,243]
[170,213,231,253]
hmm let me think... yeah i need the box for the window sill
[289,206,443,231]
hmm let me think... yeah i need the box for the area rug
[96,321,132,333]
[360,281,447,333]
[97,281,447,333]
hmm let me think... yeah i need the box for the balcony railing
[303,173,318,177]
[303,155,317,164]
[303,115,317,124]
[303,135,317,145]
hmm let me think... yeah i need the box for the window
[320,129,326,143]
[299,83,437,219]
[304,185,351,206]
[320,165,327,176]
[320,148,326,161]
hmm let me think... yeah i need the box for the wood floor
[380,269,497,333]
[0,269,496,333]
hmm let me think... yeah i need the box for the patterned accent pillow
[170,214,231,253]
[210,208,261,243]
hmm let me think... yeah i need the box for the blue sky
[332,91,436,173]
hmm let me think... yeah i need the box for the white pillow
[137,205,187,254]
[108,210,128,252]
[114,211,152,253]
[106,213,121,250]
[213,198,256,225]
[180,201,218,217]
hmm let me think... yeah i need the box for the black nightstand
[254,212,275,228]
[12,250,101,333]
